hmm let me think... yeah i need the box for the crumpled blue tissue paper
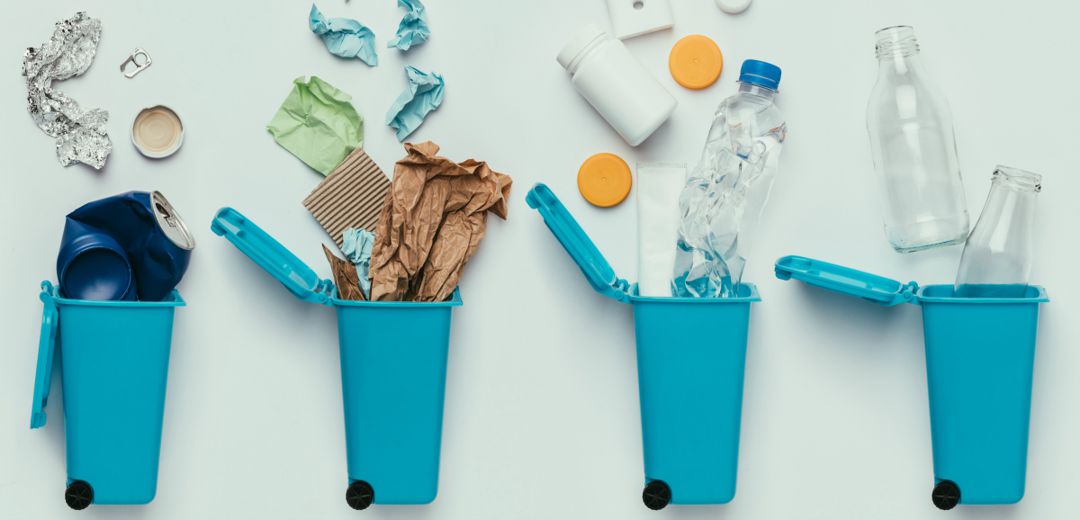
[342,227,375,298]
[309,3,378,66]
[388,0,430,51]
[385,66,444,141]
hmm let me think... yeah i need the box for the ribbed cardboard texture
[303,148,390,246]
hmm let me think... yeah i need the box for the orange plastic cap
[578,153,632,208]
[669,35,724,90]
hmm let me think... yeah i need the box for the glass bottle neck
[971,166,1041,244]
[991,166,1042,194]
[875,26,920,62]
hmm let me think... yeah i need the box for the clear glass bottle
[954,166,1041,298]
[867,26,969,253]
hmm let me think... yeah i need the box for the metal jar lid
[132,105,184,158]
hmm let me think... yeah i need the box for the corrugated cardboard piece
[303,148,390,246]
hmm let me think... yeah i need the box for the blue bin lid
[774,255,917,306]
[211,208,335,305]
[526,183,631,303]
[31,282,59,429]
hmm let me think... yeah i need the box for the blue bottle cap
[739,59,781,90]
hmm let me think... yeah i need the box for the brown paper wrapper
[323,244,365,301]
[370,141,512,302]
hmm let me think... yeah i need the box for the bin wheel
[932,480,961,510]
[346,480,374,510]
[65,480,93,510]
[642,480,671,510]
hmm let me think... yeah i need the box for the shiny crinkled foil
[22,12,112,169]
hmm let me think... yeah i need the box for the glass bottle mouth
[993,165,1042,192]
[875,25,919,59]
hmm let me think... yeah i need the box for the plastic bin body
[526,184,759,506]
[211,207,460,506]
[336,297,457,504]
[919,284,1043,504]
[32,283,184,505]
[775,256,1047,506]
[632,291,754,504]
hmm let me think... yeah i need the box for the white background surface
[1,1,1077,518]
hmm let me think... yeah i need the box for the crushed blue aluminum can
[58,191,194,301]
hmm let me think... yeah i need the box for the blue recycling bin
[527,184,759,509]
[775,255,1048,509]
[30,281,185,509]
[211,208,459,509]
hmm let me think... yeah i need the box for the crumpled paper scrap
[388,0,430,51]
[267,76,364,176]
[386,66,444,141]
[342,227,375,298]
[370,141,512,302]
[309,3,378,66]
[22,12,112,169]
[324,245,365,301]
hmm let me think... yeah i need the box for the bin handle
[30,281,60,429]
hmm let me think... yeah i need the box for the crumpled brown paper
[370,141,512,301]
[323,245,365,301]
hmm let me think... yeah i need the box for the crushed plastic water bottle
[672,60,786,298]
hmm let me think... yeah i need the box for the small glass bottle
[954,166,1042,298]
[867,26,969,253]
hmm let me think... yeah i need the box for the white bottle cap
[557,24,608,73]
[716,0,753,14]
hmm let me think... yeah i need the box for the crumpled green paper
[267,76,364,176]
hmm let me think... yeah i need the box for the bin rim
[333,288,462,308]
[629,283,760,303]
[775,255,1049,306]
[916,284,1048,304]
[42,281,186,307]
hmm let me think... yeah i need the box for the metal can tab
[120,48,152,78]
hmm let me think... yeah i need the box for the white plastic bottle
[557,24,677,146]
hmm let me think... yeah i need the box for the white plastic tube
[637,163,687,297]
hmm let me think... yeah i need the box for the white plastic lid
[716,0,753,14]
[557,24,608,73]
[606,0,674,40]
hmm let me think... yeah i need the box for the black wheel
[642,480,671,510]
[65,480,93,510]
[932,480,961,510]
[346,480,374,510]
